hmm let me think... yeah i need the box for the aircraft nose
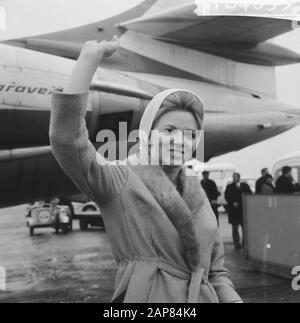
[283,107,300,129]
[260,107,300,130]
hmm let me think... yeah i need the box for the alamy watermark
[194,0,300,29]
[0,266,6,291]
[0,5,6,31]
[292,266,300,291]
[195,0,300,17]
[95,123,204,166]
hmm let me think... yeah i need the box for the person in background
[50,197,60,207]
[261,174,275,194]
[275,166,300,194]
[58,197,75,219]
[201,171,220,225]
[225,173,252,250]
[255,168,269,194]
[50,197,61,225]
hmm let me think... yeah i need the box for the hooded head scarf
[127,88,205,166]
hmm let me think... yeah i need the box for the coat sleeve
[209,230,243,303]
[49,88,129,206]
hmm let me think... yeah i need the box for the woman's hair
[152,91,204,130]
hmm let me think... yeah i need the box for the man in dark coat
[275,166,300,194]
[255,168,269,194]
[201,171,220,225]
[225,173,252,249]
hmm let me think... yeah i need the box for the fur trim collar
[130,165,207,272]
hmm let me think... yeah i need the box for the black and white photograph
[0,0,300,306]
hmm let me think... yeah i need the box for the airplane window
[209,171,222,181]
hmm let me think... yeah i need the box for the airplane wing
[119,4,298,45]
[119,3,300,66]
[3,2,300,66]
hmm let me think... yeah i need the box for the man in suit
[276,166,300,194]
[225,173,252,249]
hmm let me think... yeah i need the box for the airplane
[1,0,300,208]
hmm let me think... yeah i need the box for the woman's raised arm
[64,37,119,94]
[49,37,129,206]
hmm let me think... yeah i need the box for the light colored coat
[49,89,242,303]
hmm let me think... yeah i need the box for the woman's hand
[81,35,120,62]
[64,36,119,94]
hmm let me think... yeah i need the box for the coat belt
[156,257,206,303]
[115,256,208,303]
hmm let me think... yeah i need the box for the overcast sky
[0,0,300,178]
[0,0,142,39]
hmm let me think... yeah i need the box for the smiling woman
[150,92,203,166]
[126,90,204,168]
[49,37,242,303]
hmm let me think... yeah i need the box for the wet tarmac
[0,205,299,303]
[0,205,116,303]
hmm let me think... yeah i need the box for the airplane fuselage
[1,44,299,153]
[1,28,300,207]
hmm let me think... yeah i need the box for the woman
[49,37,242,303]
[261,174,275,195]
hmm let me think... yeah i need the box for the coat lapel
[130,165,207,272]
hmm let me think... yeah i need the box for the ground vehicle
[72,202,104,231]
[27,203,72,236]
[272,151,300,183]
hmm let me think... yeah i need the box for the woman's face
[150,110,199,166]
